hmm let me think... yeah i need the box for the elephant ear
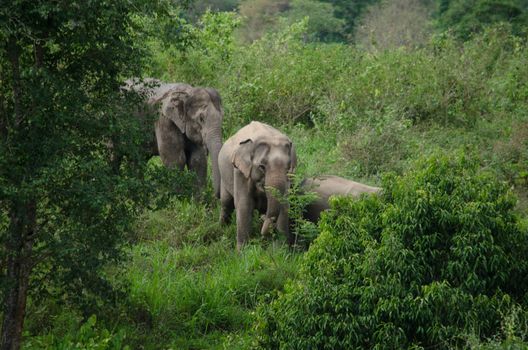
[160,89,190,134]
[232,139,253,178]
[289,142,297,173]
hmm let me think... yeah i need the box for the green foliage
[226,20,352,128]
[266,174,319,246]
[286,174,319,245]
[354,0,433,51]
[238,0,291,42]
[0,0,194,344]
[283,0,346,42]
[148,10,240,85]
[24,315,129,350]
[143,158,198,210]
[122,235,300,348]
[492,121,528,189]
[157,18,528,132]
[134,198,228,246]
[437,0,527,40]
[185,0,240,22]
[319,0,379,37]
[341,117,413,176]
[256,153,528,348]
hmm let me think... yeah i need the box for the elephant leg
[234,171,254,251]
[155,117,186,169]
[277,204,294,245]
[220,184,234,225]
[186,142,207,191]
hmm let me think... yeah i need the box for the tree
[283,0,346,42]
[319,0,379,38]
[437,0,527,39]
[355,0,433,51]
[0,1,178,349]
[238,0,291,42]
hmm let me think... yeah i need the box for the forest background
[1,0,528,348]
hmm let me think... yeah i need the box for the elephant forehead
[266,152,289,166]
[148,84,191,104]
[189,89,213,105]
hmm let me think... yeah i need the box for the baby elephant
[301,175,381,223]
[218,121,296,251]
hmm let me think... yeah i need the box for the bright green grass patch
[124,241,300,348]
[121,199,301,349]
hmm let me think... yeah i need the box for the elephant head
[158,86,224,197]
[232,136,297,236]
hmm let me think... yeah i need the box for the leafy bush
[24,315,128,350]
[437,0,527,40]
[152,14,528,131]
[493,121,528,189]
[225,19,350,128]
[256,153,528,349]
[147,10,240,86]
[355,0,433,51]
[143,158,199,210]
[287,174,319,246]
[341,116,413,176]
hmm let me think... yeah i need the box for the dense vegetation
[258,154,528,348]
[1,0,527,349]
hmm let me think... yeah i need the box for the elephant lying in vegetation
[218,121,297,250]
[301,175,381,223]
[124,78,224,197]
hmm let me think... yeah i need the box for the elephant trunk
[261,174,287,236]
[205,129,223,198]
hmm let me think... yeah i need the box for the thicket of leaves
[256,153,528,349]
[153,12,528,136]
[0,0,194,322]
[437,0,528,40]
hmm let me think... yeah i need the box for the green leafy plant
[264,174,319,247]
[24,315,129,350]
[256,152,528,349]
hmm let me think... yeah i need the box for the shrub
[437,0,527,41]
[225,19,351,128]
[148,10,240,86]
[341,116,413,176]
[493,121,528,188]
[24,315,128,350]
[153,16,528,131]
[355,0,433,51]
[256,152,528,349]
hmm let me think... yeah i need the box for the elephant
[123,78,224,197]
[218,121,297,250]
[301,175,381,223]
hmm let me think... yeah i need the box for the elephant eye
[258,164,266,172]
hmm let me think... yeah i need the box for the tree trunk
[1,201,36,350]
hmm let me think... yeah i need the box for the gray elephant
[301,175,381,223]
[124,78,224,197]
[218,121,297,250]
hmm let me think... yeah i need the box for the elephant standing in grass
[124,78,224,197]
[301,175,381,223]
[218,121,297,250]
